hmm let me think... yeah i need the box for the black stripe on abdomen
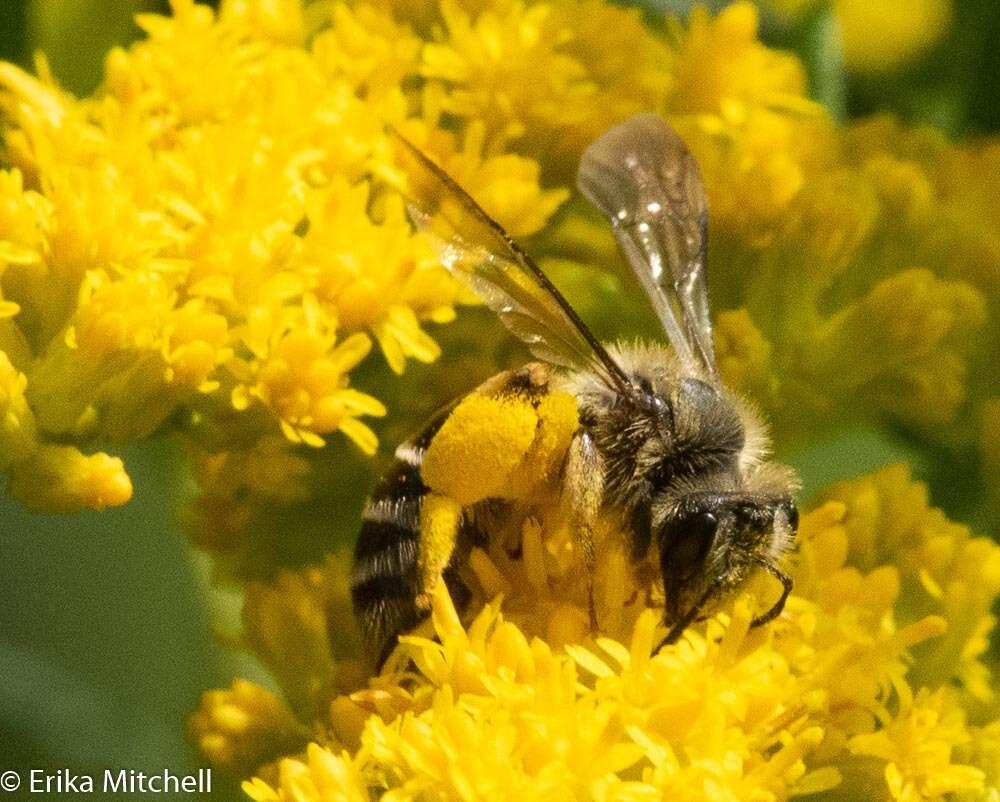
[371,456,428,500]
[351,447,429,661]
[350,404,464,664]
[352,515,419,585]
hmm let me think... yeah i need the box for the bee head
[654,490,798,639]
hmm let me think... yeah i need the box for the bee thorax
[567,343,747,513]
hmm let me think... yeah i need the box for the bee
[351,114,799,665]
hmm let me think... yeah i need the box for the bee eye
[661,510,718,580]
[690,511,718,538]
[786,503,799,532]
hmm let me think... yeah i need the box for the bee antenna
[651,562,793,655]
[749,561,792,628]
[651,583,718,655]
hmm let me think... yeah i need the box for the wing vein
[392,126,636,396]
[577,113,717,377]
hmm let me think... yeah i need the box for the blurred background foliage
[0,0,997,799]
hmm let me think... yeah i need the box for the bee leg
[415,494,463,610]
[749,561,793,628]
[562,429,604,633]
[651,584,716,655]
[584,567,598,633]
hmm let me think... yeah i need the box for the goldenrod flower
[0,0,563,512]
[189,679,310,778]
[0,352,35,470]
[241,554,367,717]
[849,689,984,801]
[237,484,986,800]
[0,350,132,510]
[836,0,952,73]
[818,465,1000,722]
[667,3,811,116]
[420,0,671,164]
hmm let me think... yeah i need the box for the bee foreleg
[562,429,604,632]
[749,561,793,628]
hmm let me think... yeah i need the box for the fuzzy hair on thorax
[556,341,767,494]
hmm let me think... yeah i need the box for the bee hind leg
[415,494,465,611]
[562,429,604,633]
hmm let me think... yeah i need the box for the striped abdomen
[352,365,550,665]
[350,412,450,665]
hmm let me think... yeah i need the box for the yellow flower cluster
[4,0,998,798]
[215,452,1000,800]
[817,465,1000,713]
[0,0,564,512]
[188,679,309,779]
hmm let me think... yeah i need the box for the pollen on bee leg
[421,395,538,505]
[468,547,513,598]
[507,393,580,499]
[593,538,630,635]
[417,494,463,608]
[521,518,548,591]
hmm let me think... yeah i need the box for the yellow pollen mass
[421,393,540,506]
[506,392,579,499]
[418,494,464,602]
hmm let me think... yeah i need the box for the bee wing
[577,113,716,376]
[393,129,636,396]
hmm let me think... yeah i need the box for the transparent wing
[577,113,716,376]
[391,129,635,396]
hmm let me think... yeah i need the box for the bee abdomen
[351,435,437,663]
[351,370,547,664]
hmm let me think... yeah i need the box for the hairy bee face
[656,493,799,628]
